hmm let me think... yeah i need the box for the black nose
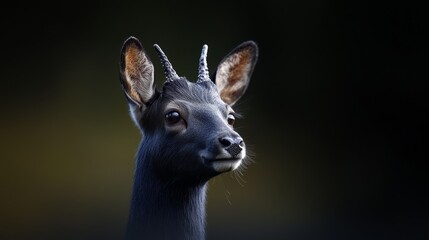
[219,136,244,157]
[219,136,244,147]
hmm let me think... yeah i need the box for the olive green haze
[0,1,426,239]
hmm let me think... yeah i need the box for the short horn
[153,44,179,82]
[197,44,210,83]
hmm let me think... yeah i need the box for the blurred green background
[1,1,427,239]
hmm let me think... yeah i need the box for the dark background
[1,1,427,239]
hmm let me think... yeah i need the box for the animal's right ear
[119,37,156,126]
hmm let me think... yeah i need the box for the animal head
[119,37,258,183]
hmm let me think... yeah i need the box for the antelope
[119,36,258,239]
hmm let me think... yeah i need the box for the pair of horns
[153,44,210,83]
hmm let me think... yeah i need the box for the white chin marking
[212,159,242,173]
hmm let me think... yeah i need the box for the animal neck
[126,142,208,240]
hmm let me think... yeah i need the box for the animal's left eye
[227,114,235,125]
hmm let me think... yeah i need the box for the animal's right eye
[165,111,181,125]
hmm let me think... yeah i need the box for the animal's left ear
[213,41,258,106]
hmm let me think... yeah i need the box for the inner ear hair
[215,41,258,106]
[120,37,155,106]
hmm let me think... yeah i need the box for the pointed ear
[213,41,258,106]
[119,37,156,127]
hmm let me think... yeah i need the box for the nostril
[238,139,244,147]
[219,137,233,147]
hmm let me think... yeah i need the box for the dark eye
[227,114,235,125]
[165,111,181,125]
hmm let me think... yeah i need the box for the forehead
[161,78,222,105]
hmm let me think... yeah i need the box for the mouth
[204,157,243,172]
[210,157,241,162]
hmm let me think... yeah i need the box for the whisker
[225,190,232,205]
[234,171,246,186]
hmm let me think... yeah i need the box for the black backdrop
[1,1,427,239]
